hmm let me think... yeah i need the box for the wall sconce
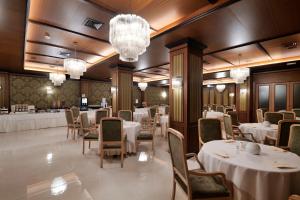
[111,86,117,93]
[216,84,226,93]
[46,86,53,95]
[161,91,167,98]
[229,92,235,97]
[240,88,247,94]
[172,76,182,89]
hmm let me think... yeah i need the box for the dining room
[0,0,300,200]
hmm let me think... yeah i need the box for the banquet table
[0,110,96,133]
[205,111,224,119]
[133,112,149,123]
[98,121,141,154]
[159,115,169,137]
[239,123,278,143]
[197,140,300,200]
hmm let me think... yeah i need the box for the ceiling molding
[26,52,65,60]
[25,60,63,67]
[256,43,273,60]
[28,19,110,44]
[210,54,234,65]
[26,40,104,57]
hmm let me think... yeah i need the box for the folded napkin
[214,152,230,158]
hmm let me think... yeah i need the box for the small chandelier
[216,84,226,93]
[49,71,66,86]
[138,82,148,91]
[64,42,86,79]
[109,14,150,62]
[230,54,250,84]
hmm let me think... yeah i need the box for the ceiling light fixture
[44,32,51,40]
[49,67,66,86]
[216,84,226,93]
[64,42,86,79]
[230,54,250,84]
[138,82,148,91]
[109,14,150,62]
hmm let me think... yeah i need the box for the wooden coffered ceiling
[2,0,300,83]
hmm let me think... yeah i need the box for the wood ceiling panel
[29,0,113,41]
[203,55,232,70]
[90,0,210,30]
[214,44,270,66]
[140,68,169,75]
[261,33,300,60]
[27,22,112,57]
[0,0,27,71]
[25,54,63,66]
[25,43,101,64]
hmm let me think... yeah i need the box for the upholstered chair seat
[84,133,98,140]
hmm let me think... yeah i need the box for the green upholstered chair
[211,104,217,111]
[136,117,155,154]
[292,109,300,118]
[203,105,209,111]
[70,106,80,121]
[264,112,283,124]
[223,114,256,142]
[65,109,80,139]
[265,120,300,146]
[198,118,222,146]
[80,113,98,154]
[256,109,264,123]
[95,109,108,126]
[227,111,240,126]
[149,106,158,119]
[118,110,132,121]
[224,108,233,114]
[216,106,224,113]
[281,111,296,120]
[103,107,111,117]
[100,117,126,168]
[167,128,231,200]
[288,124,300,156]
[165,106,170,115]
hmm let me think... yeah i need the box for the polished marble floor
[0,127,186,200]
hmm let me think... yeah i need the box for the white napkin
[214,152,230,158]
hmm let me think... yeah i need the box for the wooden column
[166,39,206,153]
[111,66,133,116]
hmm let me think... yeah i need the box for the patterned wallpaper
[10,75,80,109]
[133,85,142,106]
[144,86,169,106]
[88,81,112,105]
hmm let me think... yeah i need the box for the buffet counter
[0,110,95,133]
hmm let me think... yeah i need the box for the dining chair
[203,105,208,111]
[168,128,231,200]
[264,112,283,124]
[227,111,240,126]
[136,117,155,154]
[211,104,217,111]
[80,113,98,154]
[198,118,222,146]
[165,106,169,115]
[95,109,108,127]
[216,106,224,113]
[149,106,162,135]
[281,111,296,120]
[100,117,126,168]
[149,106,158,119]
[70,106,80,121]
[265,120,300,147]
[223,114,256,142]
[287,124,300,156]
[224,108,233,114]
[103,107,111,117]
[256,109,264,123]
[118,110,133,121]
[65,109,80,139]
[292,108,300,118]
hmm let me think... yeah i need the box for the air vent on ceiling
[282,41,297,49]
[59,51,71,57]
[84,18,103,30]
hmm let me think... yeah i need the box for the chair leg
[89,141,91,149]
[171,180,176,200]
[100,149,104,168]
[121,145,124,168]
[67,127,69,139]
[152,140,155,155]
[82,139,85,154]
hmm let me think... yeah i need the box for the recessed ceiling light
[44,32,51,40]
[59,51,71,57]
[84,18,103,30]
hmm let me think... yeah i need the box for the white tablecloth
[98,121,141,154]
[158,106,167,115]
[160,115,169,137]
[197,140,300,200]
[239,123,278,143]
[133,112,149,123]
[205,111,224,119]
[134,108,149,114]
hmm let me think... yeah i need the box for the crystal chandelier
[230,54,250,84]
[138,82,148,91]
[49,71,66,86]
[216,84,226,93]
[64,42,86,79]
[109,14,150,62]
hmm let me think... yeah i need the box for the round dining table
[198,140,300,200]
[239,123,278,143]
